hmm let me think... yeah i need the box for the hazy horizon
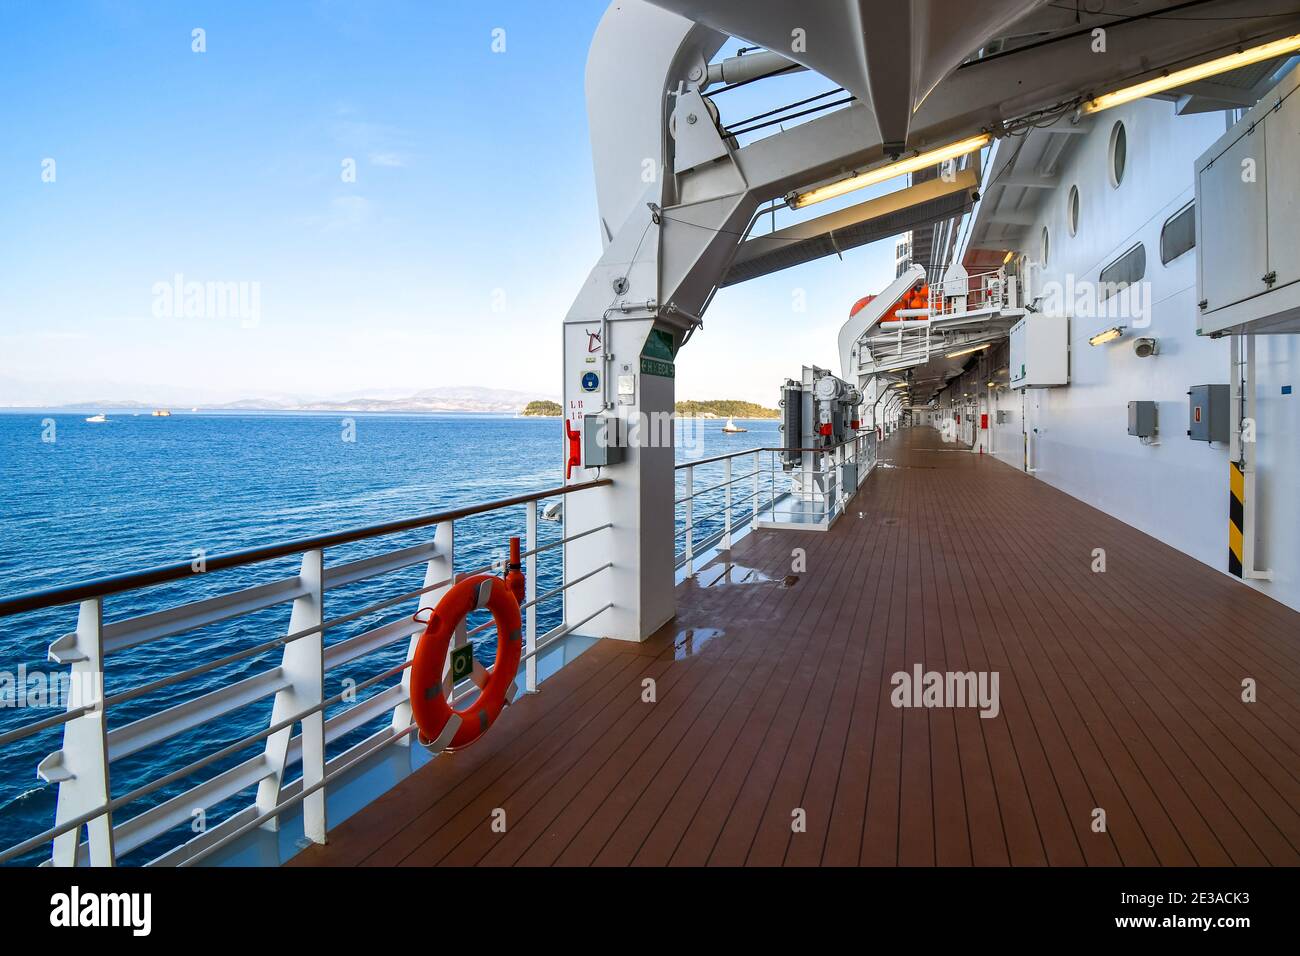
[2,1,899,408]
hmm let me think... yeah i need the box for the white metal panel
[1265,85,1300,292]
[1009,315,1068,388]
[1197,125,1269,314]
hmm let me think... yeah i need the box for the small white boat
[721,416,747,433]
[85,414,107,423]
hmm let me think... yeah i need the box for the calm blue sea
[0,410,778,865]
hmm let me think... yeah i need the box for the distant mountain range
[200,386,552,414]
[23,386,555,415]
[3,380,774,417]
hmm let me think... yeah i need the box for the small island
[522,400,563,417]
[675,399,779,419]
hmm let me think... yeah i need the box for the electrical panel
[582,414,625,467]
[1127,401,1157,438]
[995,409,1011,425]
[1186,385,1229,443]
[1008,315,1069,389]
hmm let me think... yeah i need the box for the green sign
[641,357,675,378]
[450,644,475,682]
[642,328,677,362]
[640,328,676,377]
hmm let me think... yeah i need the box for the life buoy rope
[409,539,526,753]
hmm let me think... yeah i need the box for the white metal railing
[0,478,613,867]
[928,266,1020,319]
[673,433,878,574]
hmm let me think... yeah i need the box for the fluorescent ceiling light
[944,342,992,359]
[1088,325,1126,346]
[1082,33,1300,114]
[789,133,991,209]
[890,381,909,389]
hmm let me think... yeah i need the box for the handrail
[0,472,619,867]
[0,478,612,617]
[674,436,861,470]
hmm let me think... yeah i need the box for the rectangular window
[1160,201,1196,264]
[1099,243,1146,300]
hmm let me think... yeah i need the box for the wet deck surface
[290,427,1300,866]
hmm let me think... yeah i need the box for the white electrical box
[1008,314,1069,389]
[1196,60,1300,335]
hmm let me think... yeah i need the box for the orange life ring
[409,574,523,753]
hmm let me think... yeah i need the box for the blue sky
[0,0,900,407]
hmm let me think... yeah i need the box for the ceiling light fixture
[788,133,991,209]
[1082,34,1300,114]
[944,342,993,359]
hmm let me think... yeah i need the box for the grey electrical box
[583,414,625,467]
[1127,401,1157,438]
[995,410,1011,425]
[1187,385,1229,443]
[841,462,858,496]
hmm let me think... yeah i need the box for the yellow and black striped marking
[1229,460,1244,578]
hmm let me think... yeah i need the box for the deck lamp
[788,133,991,209]
[944,342,992,359]
[1082,33,1300,114]
[1088,325,1126,346]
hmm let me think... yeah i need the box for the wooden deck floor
[290,427,1300,866]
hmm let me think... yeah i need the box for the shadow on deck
[289,427,1300,866]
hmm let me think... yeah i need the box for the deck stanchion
[723,456,732,550]
[752,451,760,526]
[44,597,115,866]
[684,466,694,575]
[258,548,327,843]
[525,504,538,693]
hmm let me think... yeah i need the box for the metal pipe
[704,50,805,90]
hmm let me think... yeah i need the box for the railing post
[392,521,454,741]
[835,446,845,517]
[525,503,538,694]
[256,548,325,842]
[751,451,760,527]
[722,456,732,551]
[42,597,114,866]
[684,465,694,575]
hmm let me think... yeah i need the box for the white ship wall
[936,99,1300,613]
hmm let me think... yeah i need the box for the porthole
[1067,185,1080,236]
[1108,121,1127,188]
[1040,226,1050,266]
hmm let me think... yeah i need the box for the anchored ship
[1,0,1299,881]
